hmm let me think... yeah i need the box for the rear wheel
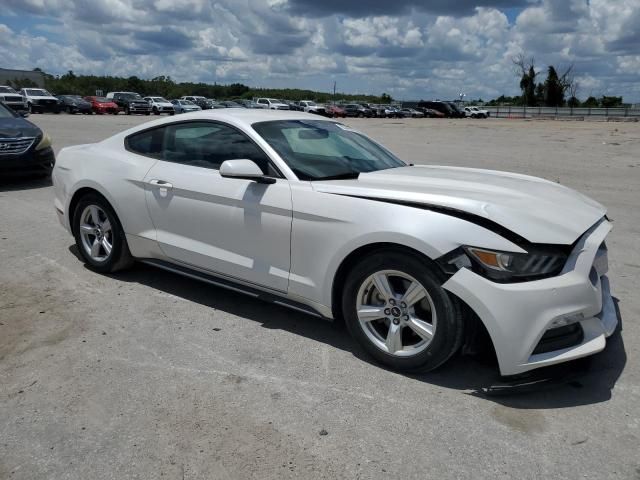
[342,251,464,372]
[73,194,134,273]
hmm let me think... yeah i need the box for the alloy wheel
[79,205,113,262]
[356,270,437,357]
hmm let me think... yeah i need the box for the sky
[1,0,639,101]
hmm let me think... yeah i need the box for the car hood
[27,95,58,101]
[312,165,606,245]
[0,117,41,138]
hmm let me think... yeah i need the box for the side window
[126,127,164,158]
[160,122,275,175]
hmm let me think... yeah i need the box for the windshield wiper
[313,172,360,181]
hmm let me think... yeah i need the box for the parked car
[20,88,61,114]
[285,101,304,111]
[325,104,346,118]
[446,102,466,118]
[170,99,201,114]
[181,96,210,110]
[57,95,93,114]
[84,96,119,115]
[144,96,175,115]
[400,108,425,118]
[417,101,456,118]
[298,100,327,116]
[0,86,28,113]
[416,107,445,118]
[464,106,490,118]
[52,109,617,377]
[344,103,373,117]
[234,99,263,109]
[106,92,152,115]
[256,98,289,110]
[0,101,55,177]
[217,101,243,108]
[384,105,403,118]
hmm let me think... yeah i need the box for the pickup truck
[106,92,152,115]
[0,86,28,113]
[20,88,61,114]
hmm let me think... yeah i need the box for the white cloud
[0,0,638,101]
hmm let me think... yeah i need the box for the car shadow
[0,175,52,192]
[73,247,626,410]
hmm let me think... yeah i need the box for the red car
[84,96,120,115]
[325,104,346,118]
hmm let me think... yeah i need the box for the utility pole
[333,81,336,105]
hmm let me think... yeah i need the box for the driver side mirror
[219,159,276,184]
[19,111,30,118]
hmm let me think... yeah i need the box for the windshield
[0,86,17,93]
[94,97,109,102]
[26,89,51,96]
[152,97,168,102]
[122,93,142,100]
[253,120,405,181]
[182,100,194,105]
[0,102,17,118]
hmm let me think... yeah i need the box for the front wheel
[342,251,464,372]
[73,194,134,273]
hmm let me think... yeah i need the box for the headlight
[35,132,52,150]
[464,246,567,281]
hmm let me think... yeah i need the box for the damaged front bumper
[443,218,618,376]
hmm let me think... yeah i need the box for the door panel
[144,161,292,292]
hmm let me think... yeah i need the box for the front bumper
[0,146,56,176]
[4,102,28,112]
[444,219,617,376]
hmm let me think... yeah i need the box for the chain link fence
[484,105,640,120]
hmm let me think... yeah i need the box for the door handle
[148,179,173,190]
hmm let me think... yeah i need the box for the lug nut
[389,299,396,306]
[392,319,400,325]
[403,315,409,321]
[384,308,391,315]
[400,302,407,308]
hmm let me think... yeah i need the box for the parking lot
[1,114,639,479]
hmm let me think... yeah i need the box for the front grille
[0,137,36,155]
[532,323,584,355]
[3,96,23,103]
[36,99,57,106]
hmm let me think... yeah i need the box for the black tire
[145,112,151,116]
[342,250,464,372]
[72,193,134,273]
[125,106,130,115]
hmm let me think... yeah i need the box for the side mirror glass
[219,159,275,184]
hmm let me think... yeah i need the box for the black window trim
[124,119,285,179]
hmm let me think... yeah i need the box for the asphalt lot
[1,114,639,480]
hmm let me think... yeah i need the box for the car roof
[109,109,331,142]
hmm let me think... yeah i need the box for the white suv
[256,98,289,110]
[143,96,175,115]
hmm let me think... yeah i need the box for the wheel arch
[67,186,121,236]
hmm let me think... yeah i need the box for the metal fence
[484,105,640,120]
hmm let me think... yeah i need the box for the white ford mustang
[52,110,618,376]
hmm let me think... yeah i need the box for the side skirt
[140,258,329,320]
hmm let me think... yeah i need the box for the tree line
[5,70,389,103]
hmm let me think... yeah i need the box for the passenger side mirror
[219,159,276,184]
[19,111,30,118]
